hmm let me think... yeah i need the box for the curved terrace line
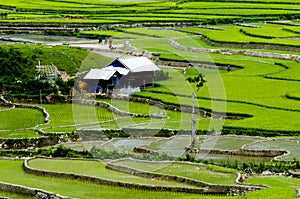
[72,99,169,119]
[140,89,300,114]
[0,104,15,113]
[200,35,300,52]
[263,76,300,82]
[107,158,265,191]
[0,181,73,199]
[23,158,209,194]
[135,135,291,161]
[168,38,300,62]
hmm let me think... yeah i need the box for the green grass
[79,51,114,72]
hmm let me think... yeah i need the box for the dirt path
[93,50,127,59]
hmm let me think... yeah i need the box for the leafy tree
[0,47,57,96]
[0,47,34,92]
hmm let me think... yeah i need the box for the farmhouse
[83,56,160,94]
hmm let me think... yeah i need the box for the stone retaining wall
[0,97,58,149]
[106,158,263,195]
[72,99,168,119]
[94,95,246,120]
[124,41,157,59]
[169,38,300,63]
[135,144,286,158]
[0,181,73,199]
[14,104,50,124]
[200,36,300,53]
[288,170,300,178]
[133,146,159,154]
[0,22,195,33]
[241,138,291,161]
[0,96,15,113]
[185,147,286,157]
[0,96,50,124]
[23,158,213,194]
[0,105,15,113]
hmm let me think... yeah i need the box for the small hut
[83,57,160,93]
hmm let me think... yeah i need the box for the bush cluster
[90,146,174,161]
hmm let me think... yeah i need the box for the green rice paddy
[28,158,197,188]
[2,0,300,198]
[112,159,238,185]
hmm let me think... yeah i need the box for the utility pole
[38,60,42,105]
[191,91,196,147]
[187,74,206,149]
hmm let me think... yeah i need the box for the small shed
[83,57,160,93]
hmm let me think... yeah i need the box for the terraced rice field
[2,0,300,198]
[1,158,299,199]
[197,136,262,151]
[0,108,44,131]
[142,135,190,157]
[112,159,238,185]
[101,137,159,151]
[0,159,204,199]
[0,0,299,26]
[123,28,300,132]
[139,135,275,162]
[245,139,300,161]
[28,158,197,188]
